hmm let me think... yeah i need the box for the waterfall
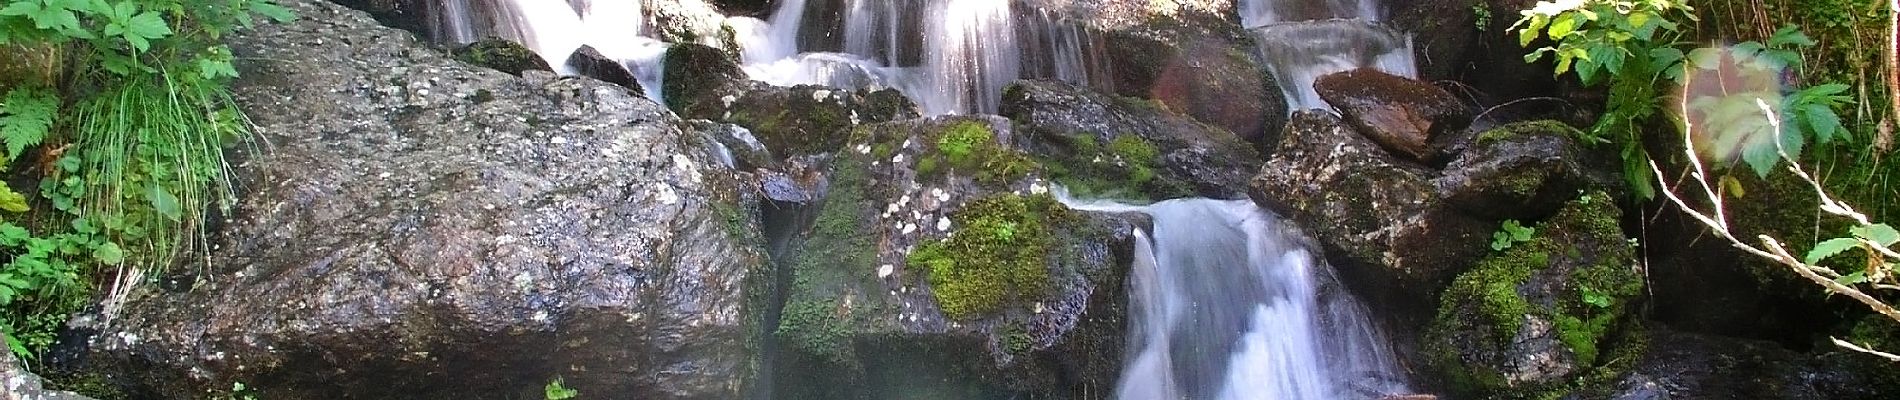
[1065,198,1411,400]
[1242,0,1418,111]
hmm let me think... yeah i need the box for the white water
[1065,197,1411,400]
[1242,0,1419,111]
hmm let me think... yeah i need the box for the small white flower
[937,217,951,231]
[878,264,895,279]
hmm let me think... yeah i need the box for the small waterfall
[918,0,1019,115]
[1243,0,1418,111]
[1066,198,1411,400]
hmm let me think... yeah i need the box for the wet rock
[1250,111,1491,327]
[566,45,642,93]
[685,119,776,171]
[78,1,766,399]
[1001,79,1264,201]
[768,116,1139,398]
[1436,121,1621,221]
[1424,195,1645,396]
[664,44,920,159]
[3,350,94,400]
[1026,0,1286,143]
[645,0,741,50]
[708,0,773,17]
[451,37,551,75]
[1315,68,1471,164]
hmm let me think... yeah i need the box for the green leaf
[1851,224,1900,247]
[0,86,58,161]
[1805,237,1861,264]
[1835,271,1869,286]
[92,241,123,265]
[147,184,182,221]
[1802,103,1843,143]
[249,1,296,23]
[1767,25,1816,48]
[0,184,27,213]
[198,58,238,80]
[120,10,171,51]
[1548,14,1579,38]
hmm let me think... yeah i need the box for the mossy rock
[1425,192,1645,398]
[1001,80,1261,201]
[450,38,550,75]
[661,43,747,115]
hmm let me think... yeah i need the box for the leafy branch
[1652,98,1900,361]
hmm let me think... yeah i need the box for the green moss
[1039,132,1187,200]
[777,298,855,365]
[1428,192,1643,397]
[909,194,1069,319]
[451,39,549,75]
[1475,120,1582,145]
[1001,323,1032,357]
[916,121,1035,187]
[777,156,880,363]
[45,372,126,400]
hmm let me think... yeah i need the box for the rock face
[1001,79,1264,201]
[1315,68,1471,164]
[1425,195,1645,396]
[1436,121,1622,221]
[663,44,920,159]
[766,116,1138,399]
[78,1,765,399]
[451,38,552,75]
[566,45,642,93]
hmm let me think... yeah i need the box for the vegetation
[544,377,578,400]
[0,0,292,360]
[1512,0,1852,197]
[908,193,1067,319]
[919,121,1035,186]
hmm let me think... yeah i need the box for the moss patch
[909,193,1070,319]
[1475,120,1582,145]
[451,39,550,75]
[910,121,1036,187]
[1037,132,1191,200]
[1427,192,1643,397]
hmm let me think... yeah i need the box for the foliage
[544,377,578,400]
[908,194,1066,319]
[1491,219,1535,251]
[1511,0,1853,196]
[925,121,1034,186]
[1653,98,1900,361]
[1473,2,1492,31]
[0,0,293,360]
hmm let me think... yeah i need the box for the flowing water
[1242,0,1419,111]
[1064,197,1411,400]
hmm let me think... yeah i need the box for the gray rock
[1436,121,1621,221]
[566,45,642,93]
[664,43,921,159]
[452,37,552,75]
[79,1,765,399]
[1595,329,1899,400]
[3,350,93,400]
[1001,79,1264,201]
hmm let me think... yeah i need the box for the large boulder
[1424,194,1645,397]
[663,43,919,159]
[1251,115,1617,334]
[1315,68,1472,164]
[1000,79,1264,201]
[74,1,765,399]
[1250,111,1490,326]
[1025,0,1286,143]
[765,116,1140,398]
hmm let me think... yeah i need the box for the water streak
[1065,198,1411,400]
[1242,0,1419,111]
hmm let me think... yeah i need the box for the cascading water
[1243,0,1418,111]
[1065,197,1411,400]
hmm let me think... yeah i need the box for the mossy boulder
[450,38,551,75]
[767,116,1140,398]
[1251,111,1494,330]
[1001,79,1263,201]
[662,44,920,160]
[1425,193,1645,397]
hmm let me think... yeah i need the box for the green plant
[1512,1,1852,197]
[1491,219,1535,251]
[0,0,294,360]
[1473,2,1493,31]
[908,194,1065,319]
[544,377,578,400]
